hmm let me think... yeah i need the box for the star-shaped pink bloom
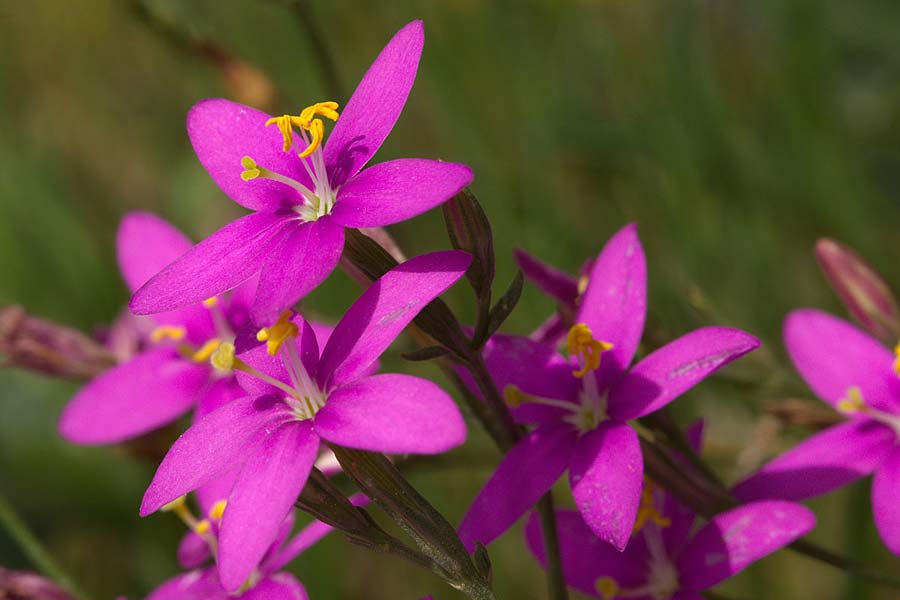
[129,21,473,326]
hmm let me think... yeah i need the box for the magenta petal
[569,421,643,551]
[140,395,290,516]
[732,419,894,502]
[252,218,344,325]
[324,21,424,186]
[330,159,472,228]
[59,348,208,445]
[514,248,579,305]
[218,421,319,591]
[458,423,577,551]
[576,223,647,387]
[609,327,760,420]
[525,510,647,596]
[130,212,293,315]
[872,446,900,554]
[177,531,211,569]
[117,212,192,293]
[196,378,246,419]
[314,374,465,454]
[785,309,900,413]
[241,574,308,600]
[187,99,310,211]
[146,568,224,600]
[317,250,471,387]
[479,333,579,424]
[677,501,815,591]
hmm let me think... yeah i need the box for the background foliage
[2,0,900,598]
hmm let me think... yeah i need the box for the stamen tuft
[150,325,186,343]
[211,342,236,372]
[837,386,866,414]
[192,338,222,363]
[566,323,614,378]
[209,499,227,521]
[633,479,672,533]
[257,310,299,355]
[241,156,261,181]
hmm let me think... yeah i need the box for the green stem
[0,493,90,600]
[789,539,900,591]
[281,0,346,101]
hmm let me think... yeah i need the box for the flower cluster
[16,16,899,600]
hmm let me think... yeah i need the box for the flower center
[838,385,900,439]
[241,101,340,222]
[210,311,327,420]
[149,297,238,368]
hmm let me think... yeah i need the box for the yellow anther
[194,519,211,535]
[202,297,219,308]
[893,342,900,376]
[633,479,671,533]
[265,115,297,152]
[504,385,527,408]
[256,310,298,356]
[297,118,324,158]
[241,156,261,181]
[838,386,866,414]
[160,495,187,513]
[192,338,222,363]
[566,324,614,378]
[595,576,620,600]
[298,101,340,125]
[577,275,590,296]
[150,325,186,343]
[211,342,236,372]
[209,499,227,521]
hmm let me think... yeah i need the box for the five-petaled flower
[129,21,473,327]
[60,212,252,445]
[140,251,471,591]
[458,224,760,552]
[734,308,900,554]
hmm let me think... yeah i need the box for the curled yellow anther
[194,519,211,535]
[150,325,186,343]
[192,338,222,363]
[633,479,672,533]
[595,576,620,600]
[298,101,339,125]
[265,115,297,152]
[211,342,236,372]
[297,118,324,158]
[202,297,219,308]
[566,323,613,378]
[241,156,261,181]
[264,101,339,158]
[209,499,227,521]
[257,310,298,356]
[504,384,527,408]
[838,385,866,414]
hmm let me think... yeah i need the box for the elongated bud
[443,189,495,304]
[815,238,900,342]
[0,568,75,600]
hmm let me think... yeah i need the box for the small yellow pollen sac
[296,118,324,159]
[504,384,527,408]
[838,386,867,414]
[633,479,672,533]
[257,310,299,355]
[241,156,261,181]
[192,338,223,363]
[160,495,187,513]
[595,576,620,600]
[893,342,900,377]
[209,499,227,521]
[194,519,211,535]
[150,325,187,343]
[202,296,219,308]
[211,342,236,372]
[566,323,614,378]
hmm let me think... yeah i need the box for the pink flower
[130,21,473,326]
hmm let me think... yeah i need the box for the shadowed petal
[478,333,579,424]
[609,327,760,420]
[187,99,311,211]
[315,374,465,454]
[458,423,577,551]
[785,309,900,413]
[525,510,647,596]
[59,348,208,445]
[872,446,900,554]
[117,212,192,293]
[218,421,319,591]
[177,531,211,569]
[252,218,344,325]
[677,501,815,591]
[140,395,290,516]
[324,21,424,186]
[235,316,319,397]
[131,212,293,315]
[242,573,308,600]
[733,419,895,502]
[330,159,472,228]
[576,224,646,389]
[569,421,643,551]
[514,248,580,305]
[317,250,471,388]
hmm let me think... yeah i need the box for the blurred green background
[2,0,900,598]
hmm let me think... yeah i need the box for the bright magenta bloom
[130,21,473,326]
[458,224,759,551]
[59,212,250,445]
[735,309,900,554]
[140,251,471,591]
